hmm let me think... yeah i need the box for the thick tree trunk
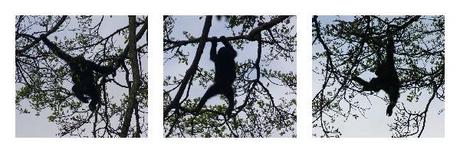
[120,15,141,138]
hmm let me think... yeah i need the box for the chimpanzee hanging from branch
[352,29,401,116]
[194,36,237,117]
[40,35,115,112]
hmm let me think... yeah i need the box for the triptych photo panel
[15,15,444,138]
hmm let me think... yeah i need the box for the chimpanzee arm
[85,60,114,75]
[220,36,234,51]
[386,32,395,62]
[40,35,74,63]
[210,37,218,62]
[352,76,370,88]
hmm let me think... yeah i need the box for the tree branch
[120,16,141,138]
[163,16,213,118]
[164,16,290,51]
[16,15,68,54]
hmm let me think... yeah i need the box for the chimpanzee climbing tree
[15,15,148,137]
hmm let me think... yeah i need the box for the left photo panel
[15,15,148,138]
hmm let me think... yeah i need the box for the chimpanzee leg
[195,84,220,114]
[352,76,381,92]
[86,84,101,112]
[72,84,89,103]
[223,86,235,116]
[385,86,400,116]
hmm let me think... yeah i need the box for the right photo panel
[312,15,445,138]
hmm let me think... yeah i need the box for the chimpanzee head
[218,47,237,59]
